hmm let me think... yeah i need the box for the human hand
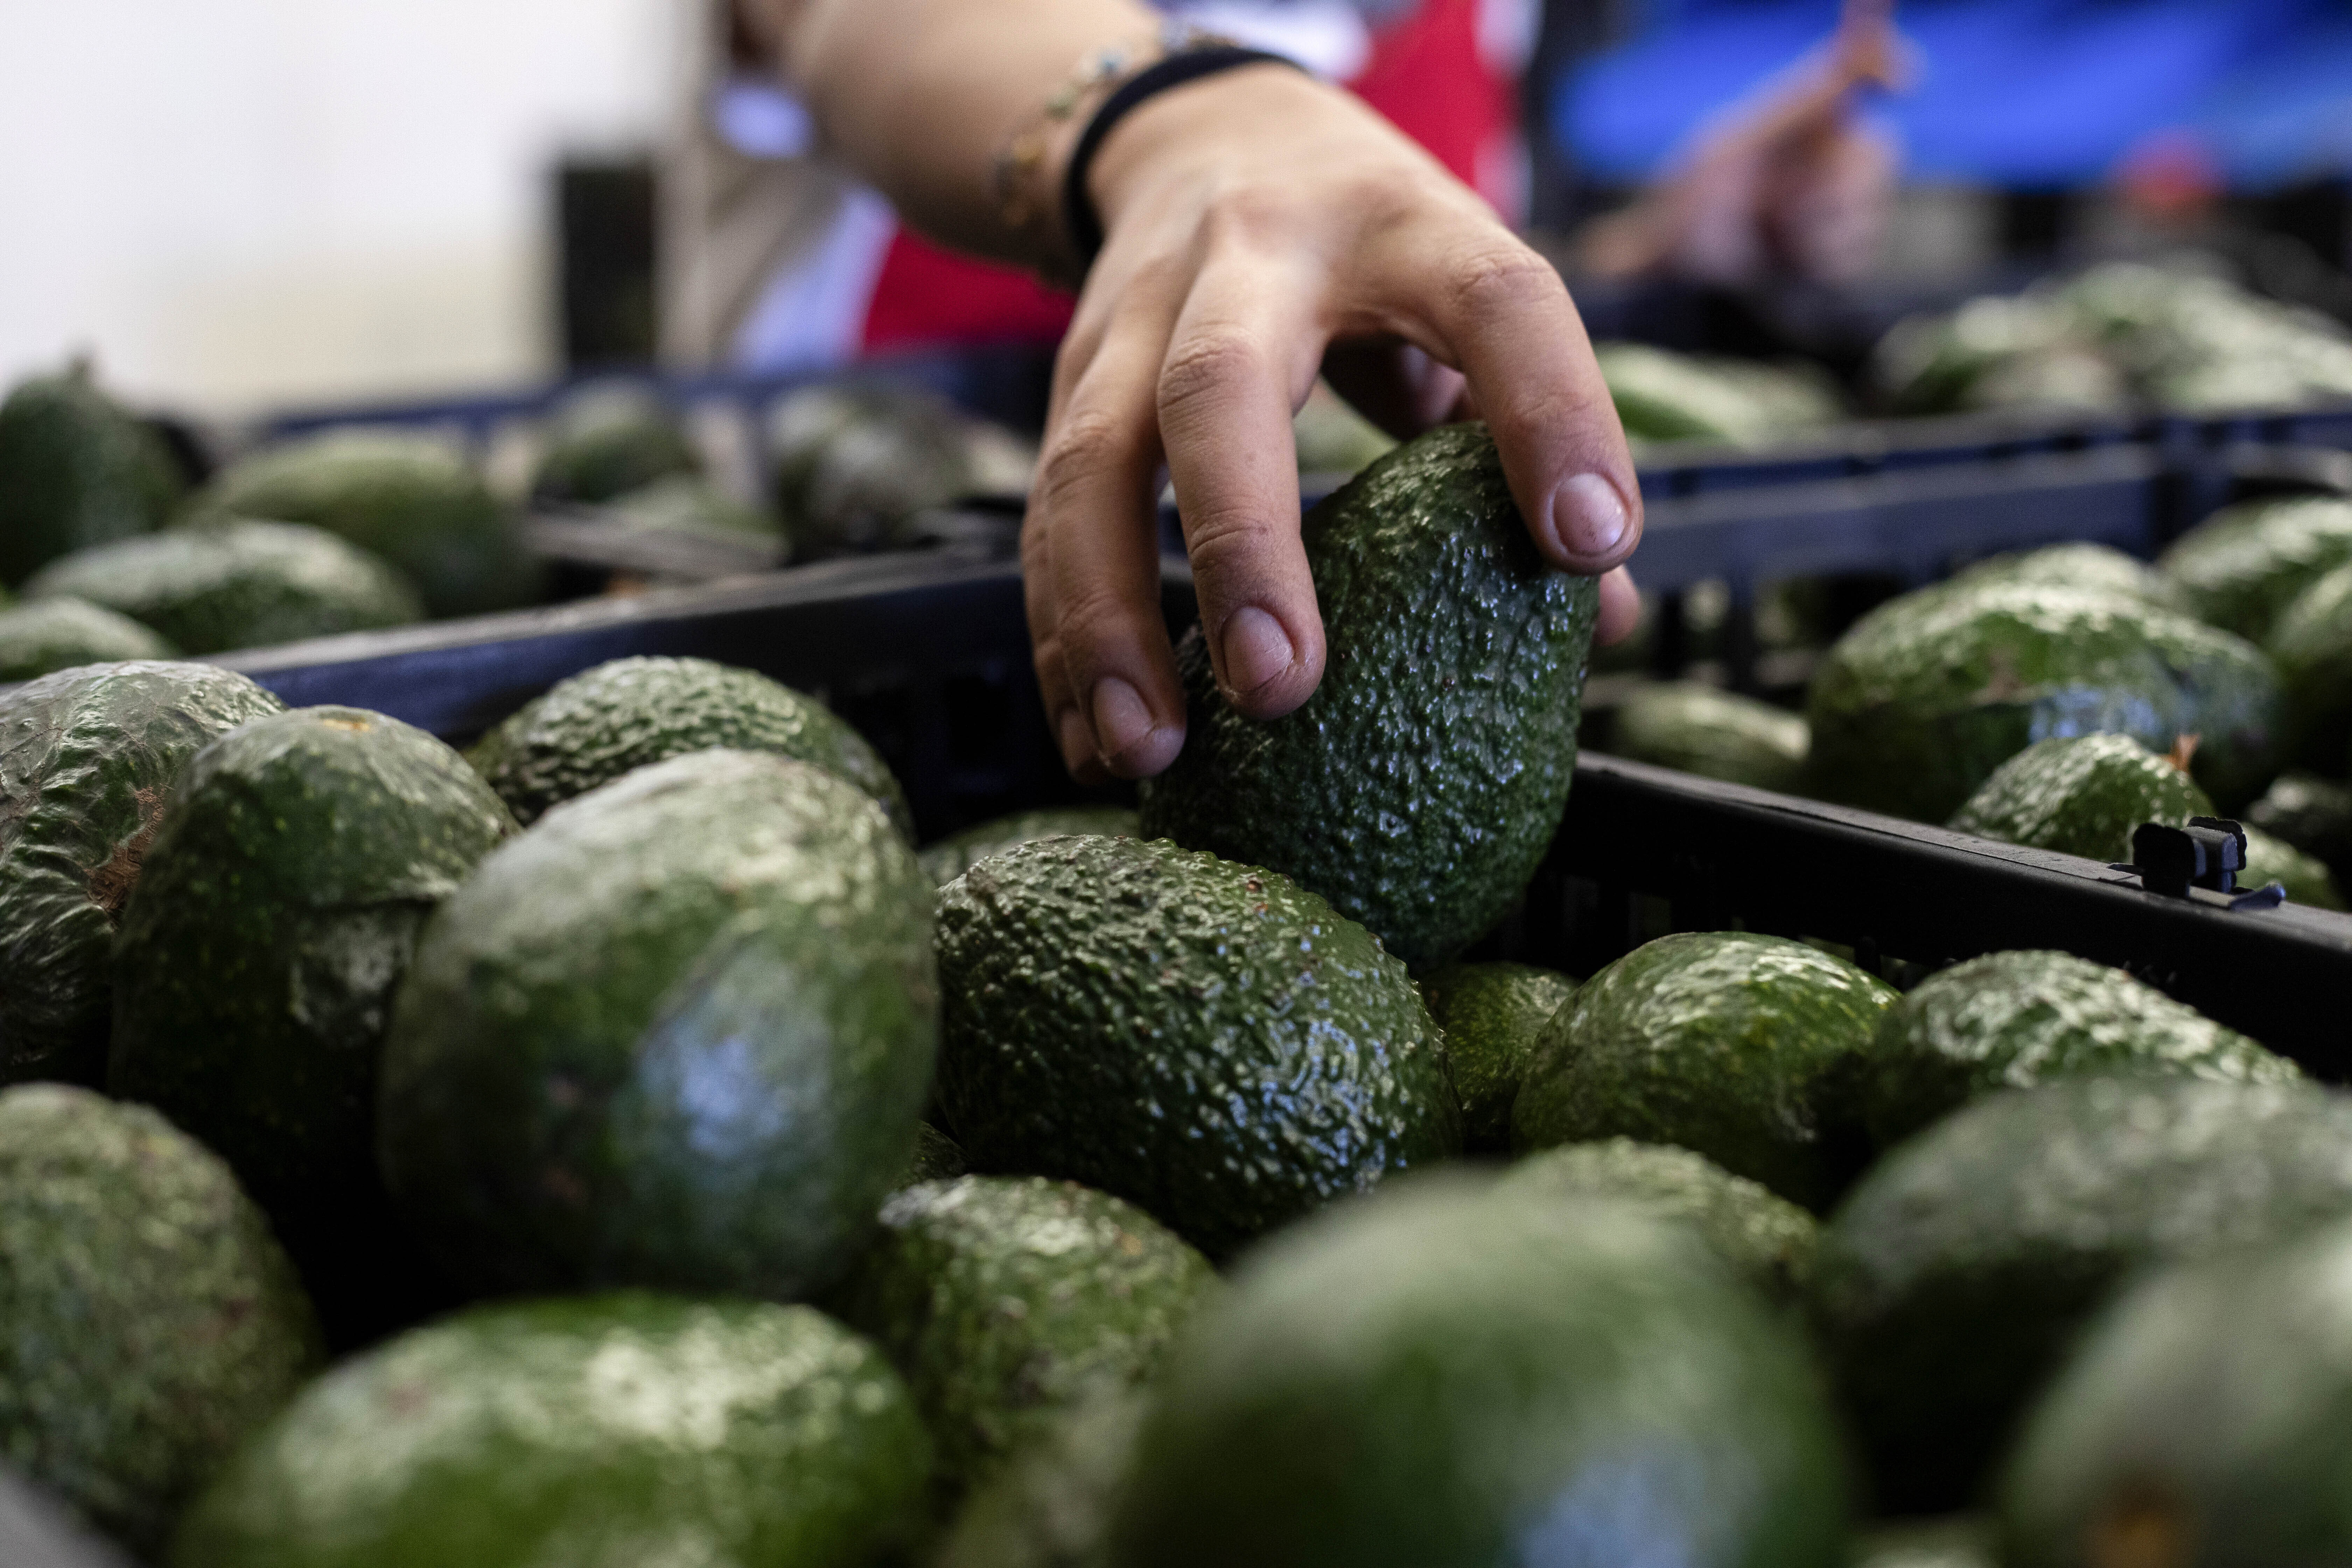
[1024,63,1644,783]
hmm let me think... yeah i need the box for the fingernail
[1220,606,1295,697]
[1550,472,1629,560]
[1056,707,1094,769]
[1090,678,1154,762]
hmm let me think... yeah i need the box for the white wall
[0,0,682,416]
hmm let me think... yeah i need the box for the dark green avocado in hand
[1140,422,1600,969]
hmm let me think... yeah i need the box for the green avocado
[1947,732,2210,863]
[108,707,515,1345]
[1953,542,2185,612]
[1605,682,1811,792]
[0,597,174,681]
[1513,932,1898,1211]
[1999,1217,2352,1568]
[1291,384,1396,475]
[2241,821,2347,907]
[194,430,537,618]
[603,474,779,545]
[530,383,699,505]
[1496,1138,1819,1304]
[768,385,976,559]
[1855,1517,1997,1568]
[0,364,184,586]
[934,835,1460,1258]
[468,654,912,837]
[25,520,421,653]
[170,1293,930,1568]
[1813,1077,2352,1513]
[0,1085,320,1557]
[1871,295,2083,416]
[378,749,936,1301]
[2246,769,2352,874]
[826,1176,1218,1502]
[1140,423,1600,968]
[1858,950,2294,1149]
[1417,960,1577,1152]
[0,662,285,1083]
[2158,494,2352,642]
[920,805,1141,886]
[1805,580,2281,821]
[1595,344,1837,445]
[936,1389,1146,1568]
[2267,558,2352,770]
[1109,1177,1851,1568]
[904,1121,968,1185]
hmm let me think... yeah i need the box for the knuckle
[1157,328,1265,426]
[1032,408,1137,512]
[1443,243,1564,320]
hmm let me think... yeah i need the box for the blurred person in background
[668,0,1897,782]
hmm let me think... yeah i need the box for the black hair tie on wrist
[1061,45,1306,277]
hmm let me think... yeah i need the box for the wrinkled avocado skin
[0,1085,320,1558]
[1139,424,1600,969]
[1814,1077,2352,1514]
[0,598,174,680]
[377,750,937,1302]
[1806,580,2280,820]
[170,1294,931,1568]
[108,707,516,1346]
[0,370,183,586]
[1947,732,2211,863]
[1417,960,1576,1152]
[2158,494,2352,643]
[469,654,912,839]
[1513,931,1897,1211]
[1859,949,2294,1149]
[0,662,285,1084]
[920,806,1139,886]
[1604,682,1809,793]
[826,1176,1217,1504]
[934,835,1461,1258]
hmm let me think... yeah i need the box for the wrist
[1085,64,1337,240]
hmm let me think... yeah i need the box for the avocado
[1417,960,1577,1152]
[826,1176,1218,1502]
[934,835,1460,1257]
[2246,769,2352,875]
[2241,822,2347,907]
[25,520,421,654]
[1605,682,1811,793]
[1805,580,2281,821]
[194,430,537,618]
[1813,1077,2352,1513]
[1947,732,2211,863]
[1513,932,1897,1210]
[1140,423,1601,968]
[378,749,936,1301]
[170,1293,930,1568]
[2158,493,2352,642]
[467,654,912,837]
[905,1121,968,1185]
[1291,383,1395,475]
[1594,343,1832,445]
[936,1390,1146,1568]
[2267,558,2352,771]
[0,662,285,1083]
[768,385,976,559]
[0,364,184,585]
[604,473,780,546]
[1858,950,2294,1150]
[529,382,699,504]
[1855,1517,1997,1568]
[1871,294,2090,415]
[1953,542,2185,612]
[920,805,1140,886]
[0,597,174,681]
[108,707,515,1345]
[0,1085,320,1556]
[1496,1138,1819,1304]
[1109,1176,1851,1568]
[1998,1217,2352,1568]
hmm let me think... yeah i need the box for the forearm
[757,0,1160,265]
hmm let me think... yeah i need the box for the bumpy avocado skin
[1418,961,1577,1152]
[170,1293,931,1568]
[108,707,516,1344]
[0,662,285,1083]
[1139,424,1601,969]
[0,597,174,680]
[2159,493,2352,642]
[1947,732,2212,862]
[194,430,538,618]
[379,749,937,1301]
[2000,1218,2352,1568]
[935,835,1460,1257]
[1513,932,1898,1211]
[1605,683,1811,793]
[26,520,421,653]
[2268,558,2352,770]
[0,1086,321,1557]
[470,654,913,837]
[0,368,183,586]
[1497,1138,1819,1304]
[530,384,699,504]
[1111,1178,1851,1568]
[826,1176,1218,1503]
[1814,1077,2352,1513]
[920,806,1140,886]
[937,1390,1146,1568]
[1805,580,2281,821]
[1861,950,2294,1149]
